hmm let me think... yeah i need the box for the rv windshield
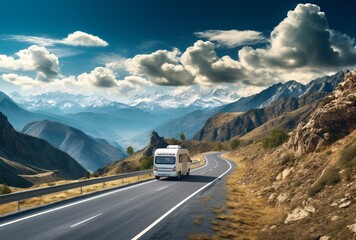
[155,156,175,164]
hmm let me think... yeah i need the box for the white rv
[153,145,191,180]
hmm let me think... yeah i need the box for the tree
[126,146,134,156]
[230,138,240,150]
[179,133,186,141]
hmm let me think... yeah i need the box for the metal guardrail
[0,169,152,209]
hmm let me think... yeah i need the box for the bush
[262,130,289,149]
[230,138,240,150]
[0,184,11,195]
[140,156,153,170]
[308,167,340,196]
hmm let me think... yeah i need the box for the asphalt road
[0,153,232,240]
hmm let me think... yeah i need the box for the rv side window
[179,155,182,163]
[155,156,175,164]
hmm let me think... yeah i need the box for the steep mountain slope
[0,113,88,187]
[194,91,328,141]
[287,71,356,155]
[0,92,53,130]
[21,120,127,172]
[218,70,347,113]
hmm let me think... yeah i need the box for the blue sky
[0,0,355,101]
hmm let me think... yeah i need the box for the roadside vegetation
[262,129,289,149]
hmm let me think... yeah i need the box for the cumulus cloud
[62,31,108,47]
[5,31,108,47]
[181,40,247,85]
[0,45,59,81]
[239,3,356,70]
[78,67,117,88]
[126,48,194,86]
[195,30,267,48]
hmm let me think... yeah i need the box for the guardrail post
[17,200,20,211]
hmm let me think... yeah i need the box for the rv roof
[167,145,181,149]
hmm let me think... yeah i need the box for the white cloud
[125,48,194,86]
[238,3,356,70]
[181,40,247,85]
[0,45,59,82]
[78,67,117,88]
[5,31,108,47]
[62,31,108,47]
[195,30,267,48]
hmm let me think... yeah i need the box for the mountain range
[161,70,348,141]
[22,120,127,172]
[0,113,88,187]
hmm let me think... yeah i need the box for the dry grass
[204,152,284,240]
[0,173,153,216]
[191,153,208,169]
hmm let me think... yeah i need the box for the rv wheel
[177,172,181,180]
[155,176,160,180]
[186,169,190,176]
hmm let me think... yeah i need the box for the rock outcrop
[143,131,168,157]
[288,71,356,155]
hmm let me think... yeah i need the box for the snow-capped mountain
[11,92,131,114]
[127,88,239,111]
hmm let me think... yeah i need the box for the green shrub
[308,167,340,196]
[179,133,186,141]
[262,130,289,149]
[140,156,153,170]
[230,138,240,150]
[0,184,11,195]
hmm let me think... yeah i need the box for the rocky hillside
[288,71,356,155]
[216,72,356,239]
[194,91,328,142]
[0,113,88,187]
[21,120,126,172]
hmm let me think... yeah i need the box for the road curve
[0,152,232,240]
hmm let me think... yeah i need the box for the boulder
[285,207,309,224]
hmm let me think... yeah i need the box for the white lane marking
[156,186,168,192]
[0,180,155,228]
[200,172,206,175]
[0,153,213,229]
[132,154,233,240]
[209,169,212,171]
[70,213,102,228]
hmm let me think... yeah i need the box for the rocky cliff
[288,71,356,155]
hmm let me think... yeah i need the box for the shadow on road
[158,175,217,183]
